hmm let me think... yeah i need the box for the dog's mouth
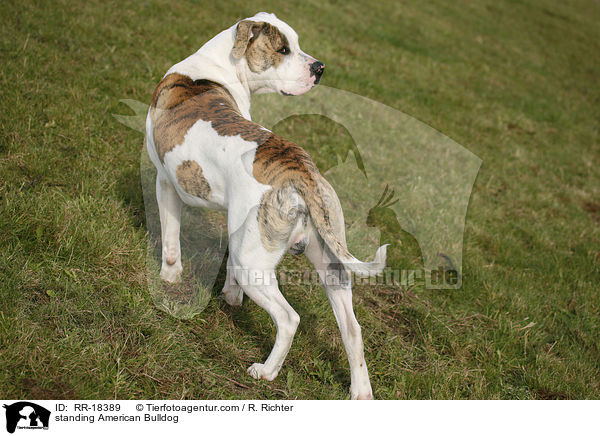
[279,81,319,97]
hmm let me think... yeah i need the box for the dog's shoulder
[150,73,262,161]
[150,74,236,113]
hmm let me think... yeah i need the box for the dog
[146,12,387,400]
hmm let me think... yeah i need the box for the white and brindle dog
[146,12,387,400]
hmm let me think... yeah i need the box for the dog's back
[148,73,386,271]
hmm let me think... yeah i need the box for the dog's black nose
[310,61,325,83]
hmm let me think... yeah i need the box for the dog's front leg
[156,170,183,282]
[222,255,244,306]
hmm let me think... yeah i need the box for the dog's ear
[232,20,263,59]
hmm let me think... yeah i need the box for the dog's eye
[277,46,290,55]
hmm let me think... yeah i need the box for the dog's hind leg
[227,207,300,381]
[156,170,183,282]
[304,224,374,400]
[231,255,299,381]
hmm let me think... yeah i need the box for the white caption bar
[0,400,597,435]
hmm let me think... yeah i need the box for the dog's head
[231,12,324,96]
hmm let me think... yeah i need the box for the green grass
[1,0,599,399]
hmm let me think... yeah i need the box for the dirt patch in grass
[533,388,571,400]
[20,378,77,400]
[582,201,600,223]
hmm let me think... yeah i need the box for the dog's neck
[166,26,263,120]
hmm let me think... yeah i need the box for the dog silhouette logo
[3,402,50,433]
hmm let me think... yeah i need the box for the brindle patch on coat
[176,160,211,200]
[232,20,289,72]
[150,74,283,161]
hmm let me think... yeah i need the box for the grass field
[1,0,599,400]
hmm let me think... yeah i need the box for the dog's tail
[293,173,388,278]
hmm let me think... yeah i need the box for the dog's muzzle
[310,61,325,84]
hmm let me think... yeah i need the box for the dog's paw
[160,264,182,283]
[352,392,374,400]
[247,363,278,381]
[350,389,374,400]
[222,285,243,306]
